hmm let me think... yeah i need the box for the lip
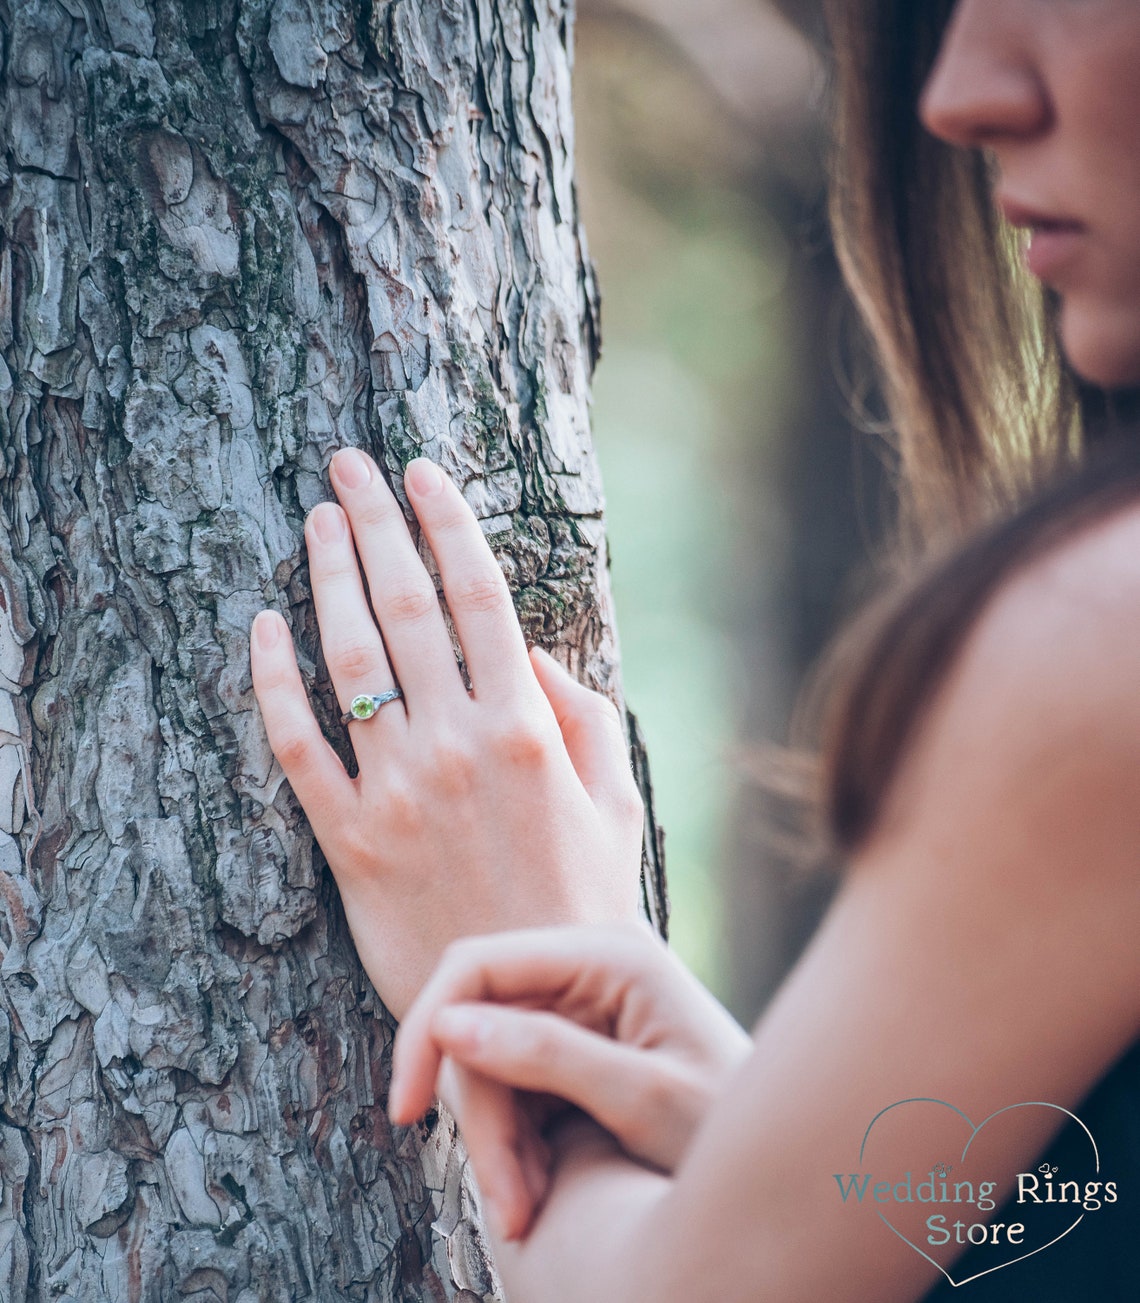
[996,196,1086,282]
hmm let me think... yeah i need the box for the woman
[250,1,1140,1297]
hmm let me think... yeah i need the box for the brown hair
[810,1,1140,855]
[818,437,1140,852]
[824,0,1079,541]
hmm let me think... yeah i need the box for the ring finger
[327,447,470,716]
[306,502,406,739]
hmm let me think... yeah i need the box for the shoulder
[956,496,1140,739]
[858,500,1140,1048]
[873,497,1140,880]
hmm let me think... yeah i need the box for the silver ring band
[341,689,404,724]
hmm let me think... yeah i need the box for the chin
[1058,300,1140,389]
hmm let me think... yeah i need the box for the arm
[406,507,1140,1302]
[248,447,748,1232]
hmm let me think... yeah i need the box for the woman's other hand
[388,922,752,1238]
[249,449,645,1019]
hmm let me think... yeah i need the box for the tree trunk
[0,2,665,1298]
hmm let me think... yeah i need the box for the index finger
[389,923,658,1124]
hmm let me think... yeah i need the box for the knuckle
[352,491,396,531]
[518,1014,557,1063]
[384,583,439,625]
[565,691,623,738]
[490,716,554,768]
[591,693,623,726]
[451,573,509,617]
[615,781,645,826]
[433,498,472,532]
[329,637,382,680]
[265,663,301,693]
[254,666,292,698]
[334,820,376,872]
[383,777,426,839]
[429,733,477,796]
[273,731,313,773]
[635,1066,685,1125]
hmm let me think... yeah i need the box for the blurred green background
[573,0,886,1022]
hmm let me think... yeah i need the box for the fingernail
[253,610,282,651]
[332,447,372,490]
[309,503,346,544]
[406,458,444,497]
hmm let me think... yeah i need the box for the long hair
[807,2,1138,856]
[823,0,1079,542]
[817,438,1140,852]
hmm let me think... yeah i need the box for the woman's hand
[389,922,752,1238]
[249,449,645,1019]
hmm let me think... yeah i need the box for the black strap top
[919,1037,1140,1301]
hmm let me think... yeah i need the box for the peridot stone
[350,695,376,720]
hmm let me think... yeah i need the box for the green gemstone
[350,695,376,720]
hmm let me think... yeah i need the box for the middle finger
[328,448,468,713]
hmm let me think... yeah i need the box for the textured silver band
[340,689,404,724]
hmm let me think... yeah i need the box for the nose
[919,0,1050,148]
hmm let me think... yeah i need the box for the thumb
[529,647,640,812]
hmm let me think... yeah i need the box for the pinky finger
[250,610,353,827]
[528,648,641,816]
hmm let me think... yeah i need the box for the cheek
[1071,35,1140,257]
[1057,36,1140,385]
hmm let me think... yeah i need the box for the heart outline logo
[859,1098,1099,1288]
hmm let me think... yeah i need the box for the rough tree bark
[0,1,666,1298]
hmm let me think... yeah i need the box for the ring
[340,689,403,724]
